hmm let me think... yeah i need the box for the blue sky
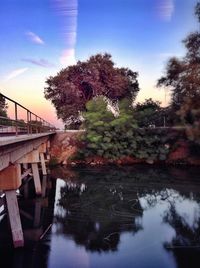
[0,0,198,127]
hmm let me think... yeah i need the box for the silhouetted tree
[157,2,200,142]
[44,53,139,124]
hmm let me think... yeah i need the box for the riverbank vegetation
[45,2,200,164]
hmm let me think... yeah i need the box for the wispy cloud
[157,0,175,21]
[26,31,45,45]
[22,58,55,68]
[53,0,78,66]
[60,48,76,66]
[5,68,28,81]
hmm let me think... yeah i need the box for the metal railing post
[35,115,38,134]
[30,112,32,134]
[27,110,29,134]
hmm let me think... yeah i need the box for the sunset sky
[0,0,198,128]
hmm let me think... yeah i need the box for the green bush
[79,97,180,162]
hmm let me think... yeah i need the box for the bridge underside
[0,132,55,247]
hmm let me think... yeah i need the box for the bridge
[0,93,56,248]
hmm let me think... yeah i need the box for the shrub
[77,97,181,163]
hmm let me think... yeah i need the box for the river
[0,165,200,268]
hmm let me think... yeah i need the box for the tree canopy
[134,98,167,127]
[44,53,139,123]
[157,2,200,142]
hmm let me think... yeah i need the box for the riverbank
[49,131,200,167]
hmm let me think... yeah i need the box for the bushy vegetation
[78,97,180,162]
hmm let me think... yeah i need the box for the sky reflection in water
[0,166,200,267]
[47,166,200,268]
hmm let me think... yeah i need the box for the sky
[0,0,199,128]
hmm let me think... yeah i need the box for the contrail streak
[53,0,78,66]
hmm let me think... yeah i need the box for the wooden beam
[40,153,47,175]
[46,140,51,160]
[0,136,48,171]
[31,163,42,195]
[21,168,32,179]
[5,190,24,248]
[0,164,21,190]
[17,150,39,164]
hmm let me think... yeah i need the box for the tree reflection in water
[55,178,143,252]
[53,165,200,259]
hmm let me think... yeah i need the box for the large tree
[157,2,200,142]
[44,53,139,123]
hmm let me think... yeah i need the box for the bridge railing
[0,93,56,136]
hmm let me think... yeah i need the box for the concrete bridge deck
[0,132,56,147]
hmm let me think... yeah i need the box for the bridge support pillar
[39,143,47,176]
[0,164,24,248]
[46,140,51,160]
[31,163,42,195]
[5,190,24,248]
[40,153,47,175]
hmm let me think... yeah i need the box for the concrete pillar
[40,153,47,176]
[31,163,42,195]
[0,164,24,248]
[5,190,24,248]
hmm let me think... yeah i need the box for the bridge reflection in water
[1,166,200,268]
[0,174,56,267]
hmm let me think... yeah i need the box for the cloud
[22,58,55,68]
[5,68,28,81]
[26,31,45,45]
[60,48,76,66]
[53,0,78,65]
[157,0,175,21]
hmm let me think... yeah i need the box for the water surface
[1,166,200,268]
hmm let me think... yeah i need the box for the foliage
[78,97,178,162]
[44,53,139,124]
[157,2,200,143]
[65,121,82,130]
[0,94,8,118]
[195,2,200,22]
[134,98,167,127]
[48,156,59,168]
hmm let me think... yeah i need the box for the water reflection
[50,166,200,268]
[0,175,56,268]
[0,166,200,268]
[55,178,143,252]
